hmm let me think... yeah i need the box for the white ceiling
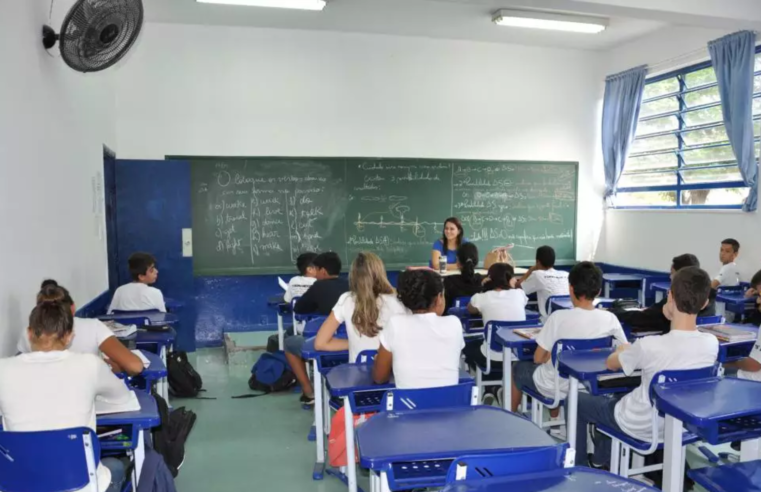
[142,0,761,51]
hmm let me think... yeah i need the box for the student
[728,270,761,380]
[463,263,527,402]
[517,245,569,320]
[108,252,166,313]
[744,269,761,327]
[0,286,135,492]
[284,251,349,405]
[712,238,741,289]
[284,252,318,303]
[512,262,627,413]
[18,280,144,376]
[443,243,484,311]
[613,254,717,335]
[314,252,407,362]
[574,266,718,467]
[373,269,464,389]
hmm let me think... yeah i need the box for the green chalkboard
[187,157,577,275]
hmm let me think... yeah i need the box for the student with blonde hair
[315,252,407,361]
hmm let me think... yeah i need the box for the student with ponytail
[0,285,134,492]
[462,263,528,393]
[443,243,484,311]
[18,280,144,376]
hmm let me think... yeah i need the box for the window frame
[612,45,761,210]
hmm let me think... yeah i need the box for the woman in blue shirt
[431,217,467,271]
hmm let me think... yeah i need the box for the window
[614,48,761,209]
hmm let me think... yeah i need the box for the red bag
[328,407,376,467]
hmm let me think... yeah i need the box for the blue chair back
[0,428,100,492]
[454,296,472,308]
[697,316,724,326]
[550,337,613,367]
[649,364,719,405]
[546,295,571,315]
[444,446,569,482]
[355,350,377,364]
[486,320,542,353]
[301,316,328,338]
[380,382,477,412]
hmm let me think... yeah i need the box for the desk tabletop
[136,327,177,345]
[357,406,556,469]
[301,336,348,360]
[97,391,161,429]
[651,281,671,292]
[557,348,617,381]
[441,467,660,492]
[138,350,167,378]
[716,291,756,304]
[603,273,646,282]
[495,328,538,348]
[325,364,472,397]
[164,298,185,311]
[654,378,761,427]
[99,311,179,326]
[551,298,616,310]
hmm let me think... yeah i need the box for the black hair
[397,270,444,312]
[750,269,761,289]
[671,267,711,315]
[672,254,700,272]
[536,246,556,269]
[568,261,602,301]
[487,263,514,290]
[129,252,157,281]
[37,279,74,307]
[296,252,318,275]
[456,243,479,284]
[722,238,740,253]
[29,284,75,341]
[313,252,342,276]
[441,217,464,256]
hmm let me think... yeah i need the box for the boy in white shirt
[712,238,741,289]
[511,262,627,413]
[518,246,569,320]
[728,270,761,380]
[108,252,166,313]
[284,252,318,303]
[574,266,719,467]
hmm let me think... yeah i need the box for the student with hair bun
[443,243,484,311]
[372,269,464,389]
[18,280,143,376]
[0,285,134,492]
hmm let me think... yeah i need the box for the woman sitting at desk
[431,217,467,271]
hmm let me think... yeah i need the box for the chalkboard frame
[170,156,579,275]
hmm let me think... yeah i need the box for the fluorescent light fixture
[493,9,607,34]
[197,0,327,11]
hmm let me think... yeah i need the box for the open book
[698,324,757,343]
[95,391,140,415]
[514,327,542,340]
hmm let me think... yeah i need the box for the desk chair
[0,428,100,492]
[597,364,718,479]
[547,295,571,316]
[697,316,724,326]
[477,320,542,404]
[454,297,472,308]
[522,337,612,430]
[302,316,329,339]
[445,447,570,483]
[688,459,761,492]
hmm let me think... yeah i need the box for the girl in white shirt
[0,285,134,492]
[18,280,144,376]
[463,263,528,380]
[373,269,464,389]
[315,252,407,362]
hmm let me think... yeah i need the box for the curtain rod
[645,31,760,76]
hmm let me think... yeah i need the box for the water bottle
[439,256,448,274]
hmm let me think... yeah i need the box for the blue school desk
[652,281,671,303]
[117,350,168,399]
[557,348,637,454]
[99,311,179,327]
[270,302,291,351]
[602,273,646,305]
[357,406,557,492]
[440,467,661,492]
[715,291,757,319]
[688,460,761,492]
[98,391,161,492]
[447,307,540,337]
[325,364,473,492]
[300,337,349,480]
[164,297,185,312]
[716,324,758,363]
[495,328,538,411]
[549,297,616,311]
[654,377,761,492]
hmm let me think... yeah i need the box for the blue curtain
[708,31,758,212]
[602,66,648,202]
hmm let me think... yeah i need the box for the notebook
[514,327,542,339]
[698,324,757,343]
[104,320,137,338]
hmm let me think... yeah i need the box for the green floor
[174,348,360,492]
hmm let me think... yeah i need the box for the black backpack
[152,391,197,478]
[167,351,204,398]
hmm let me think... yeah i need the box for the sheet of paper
[132,350,150,368]
[278,277,288,291]
[95,391,140,415]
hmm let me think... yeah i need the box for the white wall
[0,0,115,355]
[115,22,606,262]
[597,26,760,278]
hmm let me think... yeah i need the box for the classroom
[2,0,761,491]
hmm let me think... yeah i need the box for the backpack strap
[230,392,269,399]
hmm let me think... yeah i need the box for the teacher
[431,217,467,271]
